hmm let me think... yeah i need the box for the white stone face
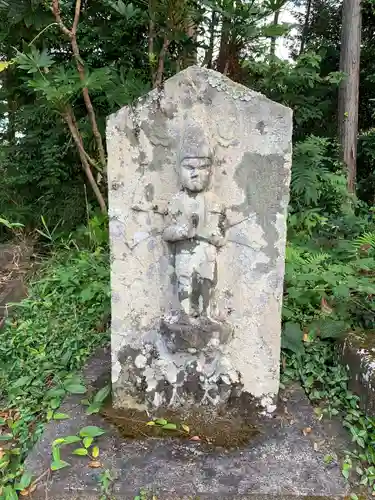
[107,66,292,410]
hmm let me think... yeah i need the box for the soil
[101,396,261,448]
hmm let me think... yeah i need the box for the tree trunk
[203,9,217,69]
[153,37,170,88]
[52,0,107,173]
[63,107,107,214]
[338,0,361,194]
[270,9,280,56]
[216,15,231,74]
[182,18,197,68]
[5,46,16,145]
[148,0,156,84]
[299,0,312,55]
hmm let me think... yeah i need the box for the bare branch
[51,0,71,37]
[51,0,107,171]
[153,37,170,88]
[63,106,107,213]
[72,0,81,35]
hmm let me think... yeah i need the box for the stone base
[113,332,243,410]
[25,347,350,499]
[338,331,375,416]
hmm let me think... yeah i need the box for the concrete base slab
[26,347,350,499]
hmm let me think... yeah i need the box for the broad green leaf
[14,471,32,491]
[0,434,13,441]
[146,421,156,426]
[0,459,10,470]
[281,322,304,355]
[0,417,6,425]
[52,446,61,462]
[79,286,97,302]
[162,423,177,430]
[181,424,190,433]
[93,385,111,403]
[86,403,101,415]
[3,485,18,500]
[79,426,105,438]
[0,61,12,72]
[52,438,66,446]
[342,467,349,480]
[155,419,168,426]
[73,448,88,456]
[17,47,54,74]
[11,375,32,389]
[46,388,66,399]
[51,460,70,471]
[92,446,99,458]
[323,454,333,464]
[261,23,290,37]
[83,436,93,448]
[53,413,70,420]
[65,383,86,394]
[60,435,81,445]
[50,398,61,410]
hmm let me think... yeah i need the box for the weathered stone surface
[107,66,292,410]
[25,348,349,499]
[0,242,33,326]
[339,331,375,416]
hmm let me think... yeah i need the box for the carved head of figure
[179,123,213,193]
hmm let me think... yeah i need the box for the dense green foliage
[282,341,375,493]
[0,223,109,496]
[0,0,374,497]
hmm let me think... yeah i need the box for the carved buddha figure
[162,124,232,349]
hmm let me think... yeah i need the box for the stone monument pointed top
[107,66,292,412]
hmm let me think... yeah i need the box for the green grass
[0,243,110,496]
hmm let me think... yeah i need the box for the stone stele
[107,66,292,411]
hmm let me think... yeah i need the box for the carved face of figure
[180,157,212,192]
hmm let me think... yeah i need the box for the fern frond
[305,252,330,266]
[352,232,375,250]
[285,244,305,264]
[291,135,331,205]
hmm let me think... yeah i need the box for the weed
[98,469,117,500]
[283,341,375,494]
[0,234,110,495]
[50,425,106,470]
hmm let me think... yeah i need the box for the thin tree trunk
[216,16,230,73]
[270,9,280,56]
[63,107,107,213]
[299,0,312,55]
[51,0,107,172]
[5,47,16,145]
[70,38,106,169]
[338,0,361,194]
[153,37,170,88]
[6,76,16,145]
[182,18,197,68]
[148,0,156,85]
[203,10,217,69]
